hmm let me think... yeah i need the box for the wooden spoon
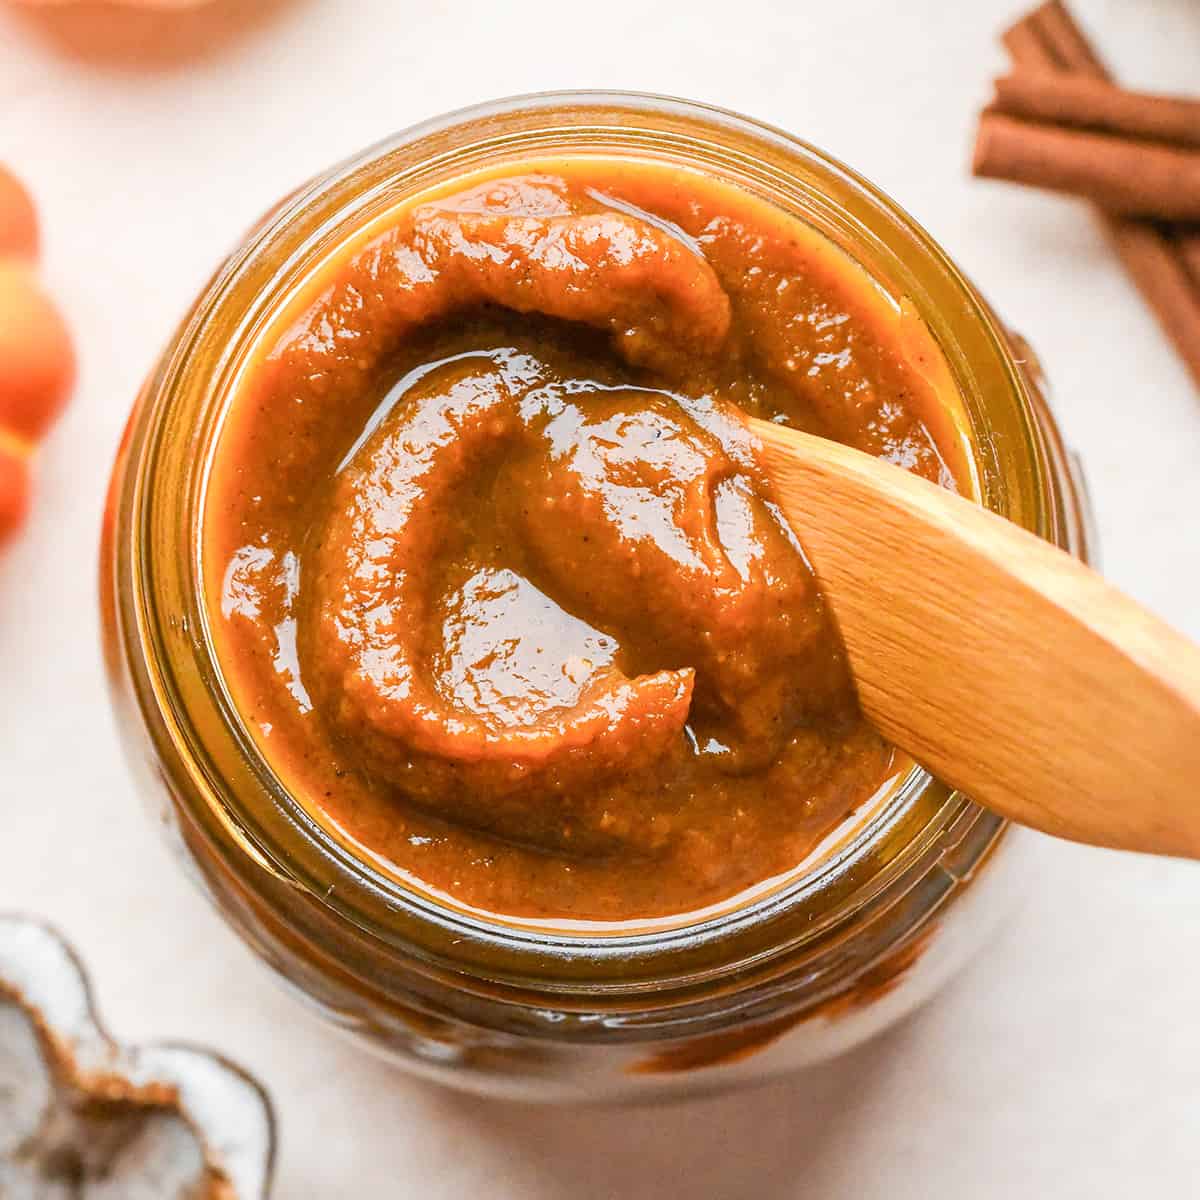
[750,417,1200,859]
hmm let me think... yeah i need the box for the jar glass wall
[101,92,1091,1100]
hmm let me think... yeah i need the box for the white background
[2,1,1198,1195]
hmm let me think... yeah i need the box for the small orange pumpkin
[0,168,74,543]
[0,433,31,543]
[0,166,37,259]
[10,0,210,7]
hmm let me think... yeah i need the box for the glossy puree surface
[204,159,966,922]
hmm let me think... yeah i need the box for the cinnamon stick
[1177,229,1200,290]
[1001,1,1200,388]
[973,113,1200,220]
[1001,18,1063,70]
[1033,0,1105,75]
[992,71,1200,149]
[1029,0,1200,301]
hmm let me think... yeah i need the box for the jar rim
[109,91,1069,998]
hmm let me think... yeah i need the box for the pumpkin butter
[204,158,967,922]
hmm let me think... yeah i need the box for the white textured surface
[1,0,1198,1195]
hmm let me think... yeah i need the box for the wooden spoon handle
[750,417,1200,859]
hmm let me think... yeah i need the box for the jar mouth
[116,91,1058,989]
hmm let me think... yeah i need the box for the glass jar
[100,92,1092,1101]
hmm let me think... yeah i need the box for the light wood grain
[750,417,1200,859]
